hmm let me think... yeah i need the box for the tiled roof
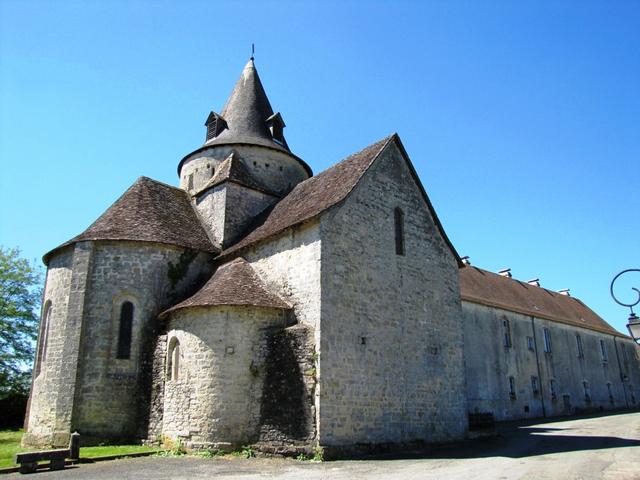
[460,266,626,337]
[161,257,290,316]
[221,134,461,265]
[194,152,279,197]
[44,177,217,263]
[221,135,393,257]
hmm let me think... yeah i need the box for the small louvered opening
[206,120,217,141]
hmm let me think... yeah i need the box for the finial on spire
[250,43,255,61]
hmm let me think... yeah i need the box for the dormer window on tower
[265,112,286,146]
[205,111,227,141]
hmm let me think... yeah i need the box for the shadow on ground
[348,410,640,461]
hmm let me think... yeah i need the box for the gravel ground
[8,411,640,480]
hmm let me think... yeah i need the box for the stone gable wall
[318,143,467,447]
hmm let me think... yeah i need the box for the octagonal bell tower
[178,59,312,250]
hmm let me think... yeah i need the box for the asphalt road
[9,411,640,480]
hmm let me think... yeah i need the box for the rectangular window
[543,328,552,353]
[508,376,516,399]
[576,334,584,358]
[394,208,405,256]
[503,318,512,348]
[600,339,608,362]
[531,376,539,395]
[526,336,535,351]
[549,379,557,400]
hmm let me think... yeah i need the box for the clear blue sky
[1,0,638,334]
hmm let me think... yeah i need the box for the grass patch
[0,430,159,469]
[0,429,25,468]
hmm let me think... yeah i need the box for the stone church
[23,59,640,455]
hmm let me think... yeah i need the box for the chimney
[558,289,570,296]
[461,256,471,266]
[498,268,512,278]
[527,278,540,287]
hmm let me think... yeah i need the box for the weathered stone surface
[161,306,288,448]
[463,301,640,421]
[318,141,467,446]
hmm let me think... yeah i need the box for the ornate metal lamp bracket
[610,269,640,315]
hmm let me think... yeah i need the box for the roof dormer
[265,112,287,148]
[205,111,227,141]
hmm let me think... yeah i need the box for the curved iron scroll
[610,269,640,312]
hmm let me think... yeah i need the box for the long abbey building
[24,59,640,453]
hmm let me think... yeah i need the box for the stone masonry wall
[161,307,288,448]
[180,145,309,196]
[463,300,640,421]
[257,324,317,453]
[243,221,321,334]
[318,142,467,447]
[24,247,75,446]
[71,241,213,442]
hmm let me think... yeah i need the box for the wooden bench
[15,449,69,474]
[14,432,80,474]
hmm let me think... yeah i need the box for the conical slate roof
[178,60,312,177]
[194,152,278,197]
[44,177,217,263]
[204,59,289,153]
[161,257,290,316]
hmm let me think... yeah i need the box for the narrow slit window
[600,339,608,362]
[543,328,552,353]
[549,379,557,399]
[394,207,405,256]
[35,301,52,377]
[188,174,194,190]
[116,301,134,359]
[576,334,584,358]
[502,318,512,348]
[531,376,539,394]
[508,376,516,399]
[167,337,180,381]
[583,381,591,401]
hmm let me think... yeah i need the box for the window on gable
[35,301,52,377]
[167,337,180,381]
[116,301,134,359]
[394,207,405,256]
[543,328,552,353]
[576,334,584,358]
[600,339,608,362]
[502,318,512,348]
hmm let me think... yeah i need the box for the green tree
[0,247,43,398]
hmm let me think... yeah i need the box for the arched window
[394,207,405,256]
[167,337,180,381]
[35,301,52,377]
[116,301,134,359]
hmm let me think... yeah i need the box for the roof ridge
[218,134,395,258]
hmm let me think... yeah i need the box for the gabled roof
[460,266,626,338]
[160,257,290,316]
[221,134,461,265]
[194,152,279,197]
[44,177,217,263]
